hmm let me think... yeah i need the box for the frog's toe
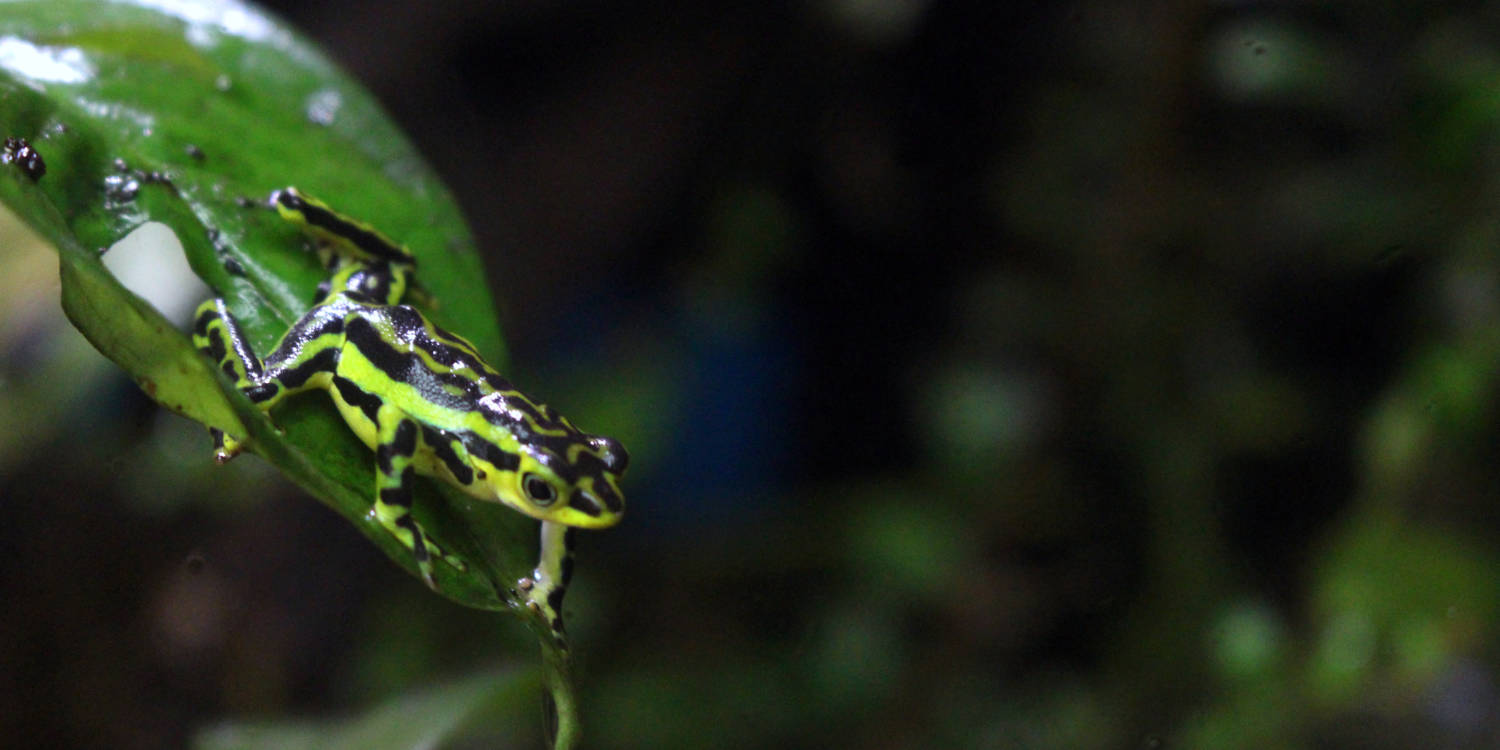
[409,541,439,590]
[441,550,468,572]
[415,534,465,575]
[411,536,466,589]
[210,428,245,463]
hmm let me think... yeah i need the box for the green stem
[541,639,580,750]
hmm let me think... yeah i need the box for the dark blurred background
[9,0,1500,747]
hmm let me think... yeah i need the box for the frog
[191,187,627,635]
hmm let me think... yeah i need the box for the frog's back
[332,301,507,432]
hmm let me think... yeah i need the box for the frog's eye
[523,473,558,506]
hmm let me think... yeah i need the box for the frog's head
[507,431,628,529]
[470,391,627,527]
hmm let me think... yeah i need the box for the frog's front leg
[518,521,576,639]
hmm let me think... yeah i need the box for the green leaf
[195,668,539,750]
[0,1,577,741]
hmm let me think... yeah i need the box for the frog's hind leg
[193,298,348,461]
[192,299,268,462]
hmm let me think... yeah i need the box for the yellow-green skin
[192,188,627,635]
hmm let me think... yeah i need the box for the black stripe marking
[422,426,473,485]
[501,417,535,443]
[384,305,428,338]
[375,420,417,475]
[302,312,348,340]
[378,486,411,508]
[395,514,428,562]
[485,382,546,424]
[561,528,576,585]
[347,316,542,449]
[598,485,623,513]
[345,317,412,384]
[354,267,393,303]
[245,383,278,403]
[264,314,345,368]
[395,326,491,403]
[277,190,412,264]
[473,438,521,472]
[442,373,491,409]
[333,376,383,426]
[590,436,629,473]
[392,420,417,455]
[570,491,602,518]
[206,332,228,364]
[533,436,585,484]
[193,308,220,335]
[415,324,492,375]
[276,347,337,389]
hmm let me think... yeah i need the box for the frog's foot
[414,556,437,590]
[375,508,467,591]
[412,551,468,591]
[393,514,441,590]
[209,427,245,464]
[515,576,568,637]
[420,543,468,589]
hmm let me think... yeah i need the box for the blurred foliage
[197,669,538,750]
[11,0,1500,748]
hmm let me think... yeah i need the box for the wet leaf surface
[0,3,574,736]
